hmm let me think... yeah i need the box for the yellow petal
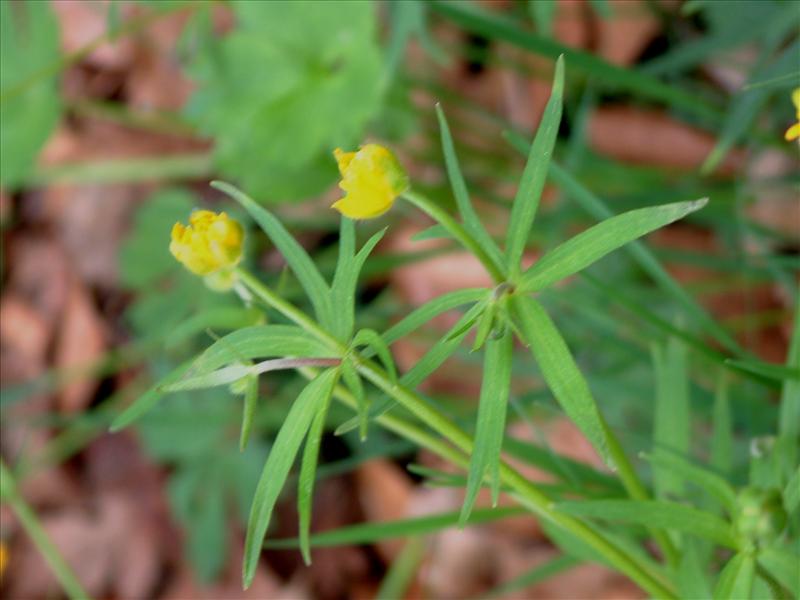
[792,88,800,113]
[169,211,244,276]
[334,148,356,176]
[785,122,800,142]
[331,144,407,220]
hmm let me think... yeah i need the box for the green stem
[237,269,675,599]
[0,460,91,600]
[402,189,507,284]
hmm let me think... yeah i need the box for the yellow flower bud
[784,87,800,142]
[170,210,244,276]
[332,144,408,220]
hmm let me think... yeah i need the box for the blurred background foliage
[0,0,797,597]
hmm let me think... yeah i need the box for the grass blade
[556,500,738,548]
[381,288,486,344]
[779,298,800,440]
[510,295,610,465]
[484,555,579,599]
[518,198,708,293]
[110,360,193,431]
[435,103,505,274]
[642,453,736,513]
[461,329,513,524]
[713,553,755,600]
[677,541,712,600]
[375,538,425,600]
[239,374,258,451]
[505,55,564,278]
[211,181,334,329]
[353,328,397,383]
[711,371,733,476]
[242,368,339,589]
[298,371,337,565]
[758,547,800,597]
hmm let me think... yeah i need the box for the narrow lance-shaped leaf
[517,198,708,293]
[556,500,738,548]
[435,103,505,274]
[242,368,339,589]
[713,553,755,600]
[110,360,193,431]
[461,328,513,524]
[711,370,733,477]
[510,295,610,465]
[353,328,397,383]
[779,297,800,440]
[381,288,486,344]
[298,369,337,565]
[239,374,259,451]
[642,452,736,514]
[339,359,368,440]
[505,55,564,278]
[211,181,335,330]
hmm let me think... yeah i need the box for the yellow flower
[170,210,244,276]
[784,87,800,141]
[332,144,408,219]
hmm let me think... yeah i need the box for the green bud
[735,486,787,546]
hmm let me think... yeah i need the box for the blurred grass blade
[430,0,720,122]
[505,55,563,278]
[298,371,336,565]
[484,555,578,599]
[725,358,800,381]
[375,538,425,600]
[381,288,486,344]
[165,306,264,349]
[510,295,610,465]
[331,221,387,341]
[556,500,738,548]
[779,298,800,440]
[211,181,335,329]
[713,553,755,600]
[651,338,690,499]
[435,103,505,273]
[239,375,258,451]
[642,453,736,513]
[527,0,556,36]
[110,360,193,431]
[264,506,527,549]
[711,371,733,476]
[243,368,339,589]
[784,467,800,514]
[677,541,712,600]
[461,329,513,524]
[353,328,397,383]
[518,198,708,292]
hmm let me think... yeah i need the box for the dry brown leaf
[594,0,662,66]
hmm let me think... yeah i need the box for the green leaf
[265,506,527,549]
[556,500,738,548]
[435,103,505,274]
[711,371,733,477]
[331,221,387,341]
[339,358,367,440]
[212,181,335,328]
[725,358,800,382]
[166,307,264,349]
[651,337,690,499]
[191,325,332,374]
[783,467,800,514]
[713,553,755,600]
[239,375,259,451]
[779,298,800,440]
[527,0,556,36]
[517,199,708,293]
[485,555,579,599]
[188,1,382,201]
[381,288,486,344]
[461,330,513,524]
[242,368,339,589]
[353,328,397,383]
[0,1,62,188]
[510,295,610,465]
[110,360,194,431]
[471,301,496,352]
[298,370,336,565]
[677,541,712,600]
[642,453,736,513]
[505,55,564,278]
[758,546,800,597]
[375,538,425,600]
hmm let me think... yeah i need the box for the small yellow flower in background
[332,144,408,219]
[0,541,7,579]
[170,210,244,276]
[784,87,800,141]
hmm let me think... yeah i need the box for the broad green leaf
[110,360,193,431]
[711,371,733,476]
[264,506,527,549]
[505,55,564,278]
[461,330,513,524]
[188,1,382,201]
[510,295,610,465]
[353,328,397,383]
[435,104,505,274]
[651,337,690,499]
[239,375,259,451]
[212,181,335,328]
[191,325,332,374]
[242,368,339,589]
[642,453,736,513]
[557,500,738,548]
[381,288,486,344]
[713,553,755,600]
[298,370,336,565]
[758,546,800,597]
[331,222,387,341]
[0,1,62,188]
[517,198,708,293]
[677,541,712,600]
